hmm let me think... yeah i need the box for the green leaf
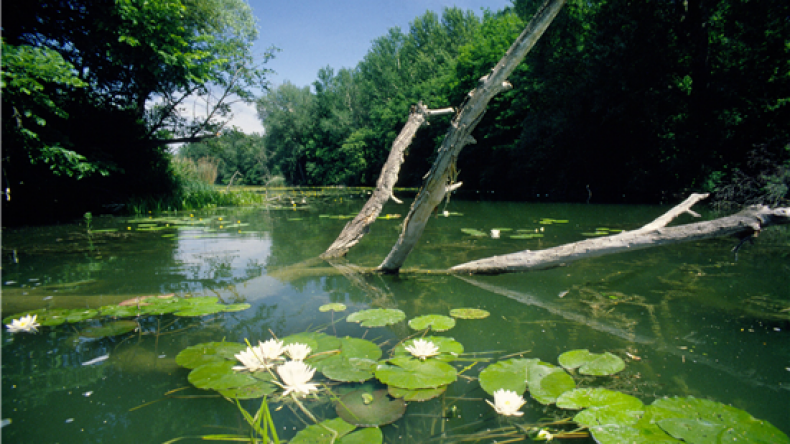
[461,228,487,237]
[388,385,447,402]
[375,357,457,389]
[79,320,138,339]
[218,377,277,399]
[479,358,531,396]
[556,388,644,427]
[188,360,258,391]
[449,308,490,319]
[319,303,347,312]
[346,309,405,327]
[525,360,576,405]
[392,336,464,362]
[176,342,246,369]
[290,417,356,444]
[338,427,383,444]
[336,388,406,427]
[558,349,626,376]
[408,314,456,332]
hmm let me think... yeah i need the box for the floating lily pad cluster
[346,307,490,330]
[581,226,625,237]
[3,296,251,337]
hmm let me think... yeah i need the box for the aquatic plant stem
[290,393,339,443]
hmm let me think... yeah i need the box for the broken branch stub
[377,0,567,273]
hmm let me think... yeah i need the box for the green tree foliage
[179,129,270,185]
[258,1,787,205]
[1,0,270,224]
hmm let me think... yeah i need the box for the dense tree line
[258,0,789,204]
[179,129,272,186]
[2,0,271,224]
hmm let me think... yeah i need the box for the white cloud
[227,100,265,135]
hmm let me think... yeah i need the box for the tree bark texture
[377,0,567,273]
[451,197,790,275]
[321,103,453,259]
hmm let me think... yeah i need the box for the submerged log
[378,0,567,273]
[321,103,453,259]
[451,195,790,274]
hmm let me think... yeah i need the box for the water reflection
[2,199,789,442]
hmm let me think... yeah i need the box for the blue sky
[230,0,513,133]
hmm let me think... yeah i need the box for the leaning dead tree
[322,103,453,259]
[377,0,567,272]
[451,194,790,274]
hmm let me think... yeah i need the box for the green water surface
[2,197,788,443]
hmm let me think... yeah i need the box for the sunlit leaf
[461,228,487,237]
[319,303,347,312]
[338,427,383,444]
[221,303,252,313]
[176,342,246,369]
[479,358,531,396]
[188,360,257,391]
[375,356,457,389]
[525,360,576,405]
[336,388,406,427]
[557,388,644,427]
[218,375,277,399]
[66,309,99,322]
[449,308,490,319]
[79,320,138,338]
[408,314,456,332]
[558,349,625,376]
[346,309,405,328]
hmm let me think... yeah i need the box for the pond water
[2,193,789,443]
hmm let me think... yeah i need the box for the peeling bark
[321,102,453,259]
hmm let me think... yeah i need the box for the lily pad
[586,424,679,444]
[337,427,383,444]
[388,385,447,402]
[449,308,490,319]
[174,304,227,317]
[319,336,382,382]
[218,375,278,399]
[557,388,644,427]
[558,349,626,376]
[188,360,257,391]
[175,342,246,369]
[510,233,544,239]
[98,305,145,317]
[646,397,790,444]
[66,309,99,323]
[461,228,487,237]
[336,388,406,427]
[375,356,457,389]
[319,303,347,312]
[408,314,456,332]
[284,331,343,367]
[392,336,464,362]
[346,309,405,328]
[479,358,530,396]
[525,360,576,405]
[290,417,357,444]
[79,320,138,339]
[221,303,252,313]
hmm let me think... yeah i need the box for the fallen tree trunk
[451,195,790,274]
[378,0,567,273]
[322,103,453,259]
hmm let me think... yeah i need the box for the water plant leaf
[558,349,626,376]
[338,427,383,444]
[479,358,531,396]
[290,417,356,444]
[392,336,464,362]
[176,342,246,369]
[346,309,405,328]
[449,308,490,319]
[646,397,790,444]
[388,385,447,402]
[510,233,544,239]
[66,309,99,323]
[587,424,679,444]
[319,303,347,312]
[336,388,406,427]
[173,304,227,317]
[188,360,257,391]
[408,314,456,332]
[321,357,378,383]
[98,305,144,317]
[375,356,457,389]
[461,228,487,237]
[218,377,278,399]
[525,360,576,405]
[79,320,138,339]
[221,303,252,313]
[284,331,343,360]
[556,388,644,427]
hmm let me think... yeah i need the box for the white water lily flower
[284,343,312,361]
[405,338,440,360]
[490,229,501,239]
[6,314,40,333]
[443,210,450,217]
[277,360,319,397]
[258,338,285,360]
[536,429,554,441]
[486,389,526,416]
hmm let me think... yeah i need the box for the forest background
[3,0,789,226]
